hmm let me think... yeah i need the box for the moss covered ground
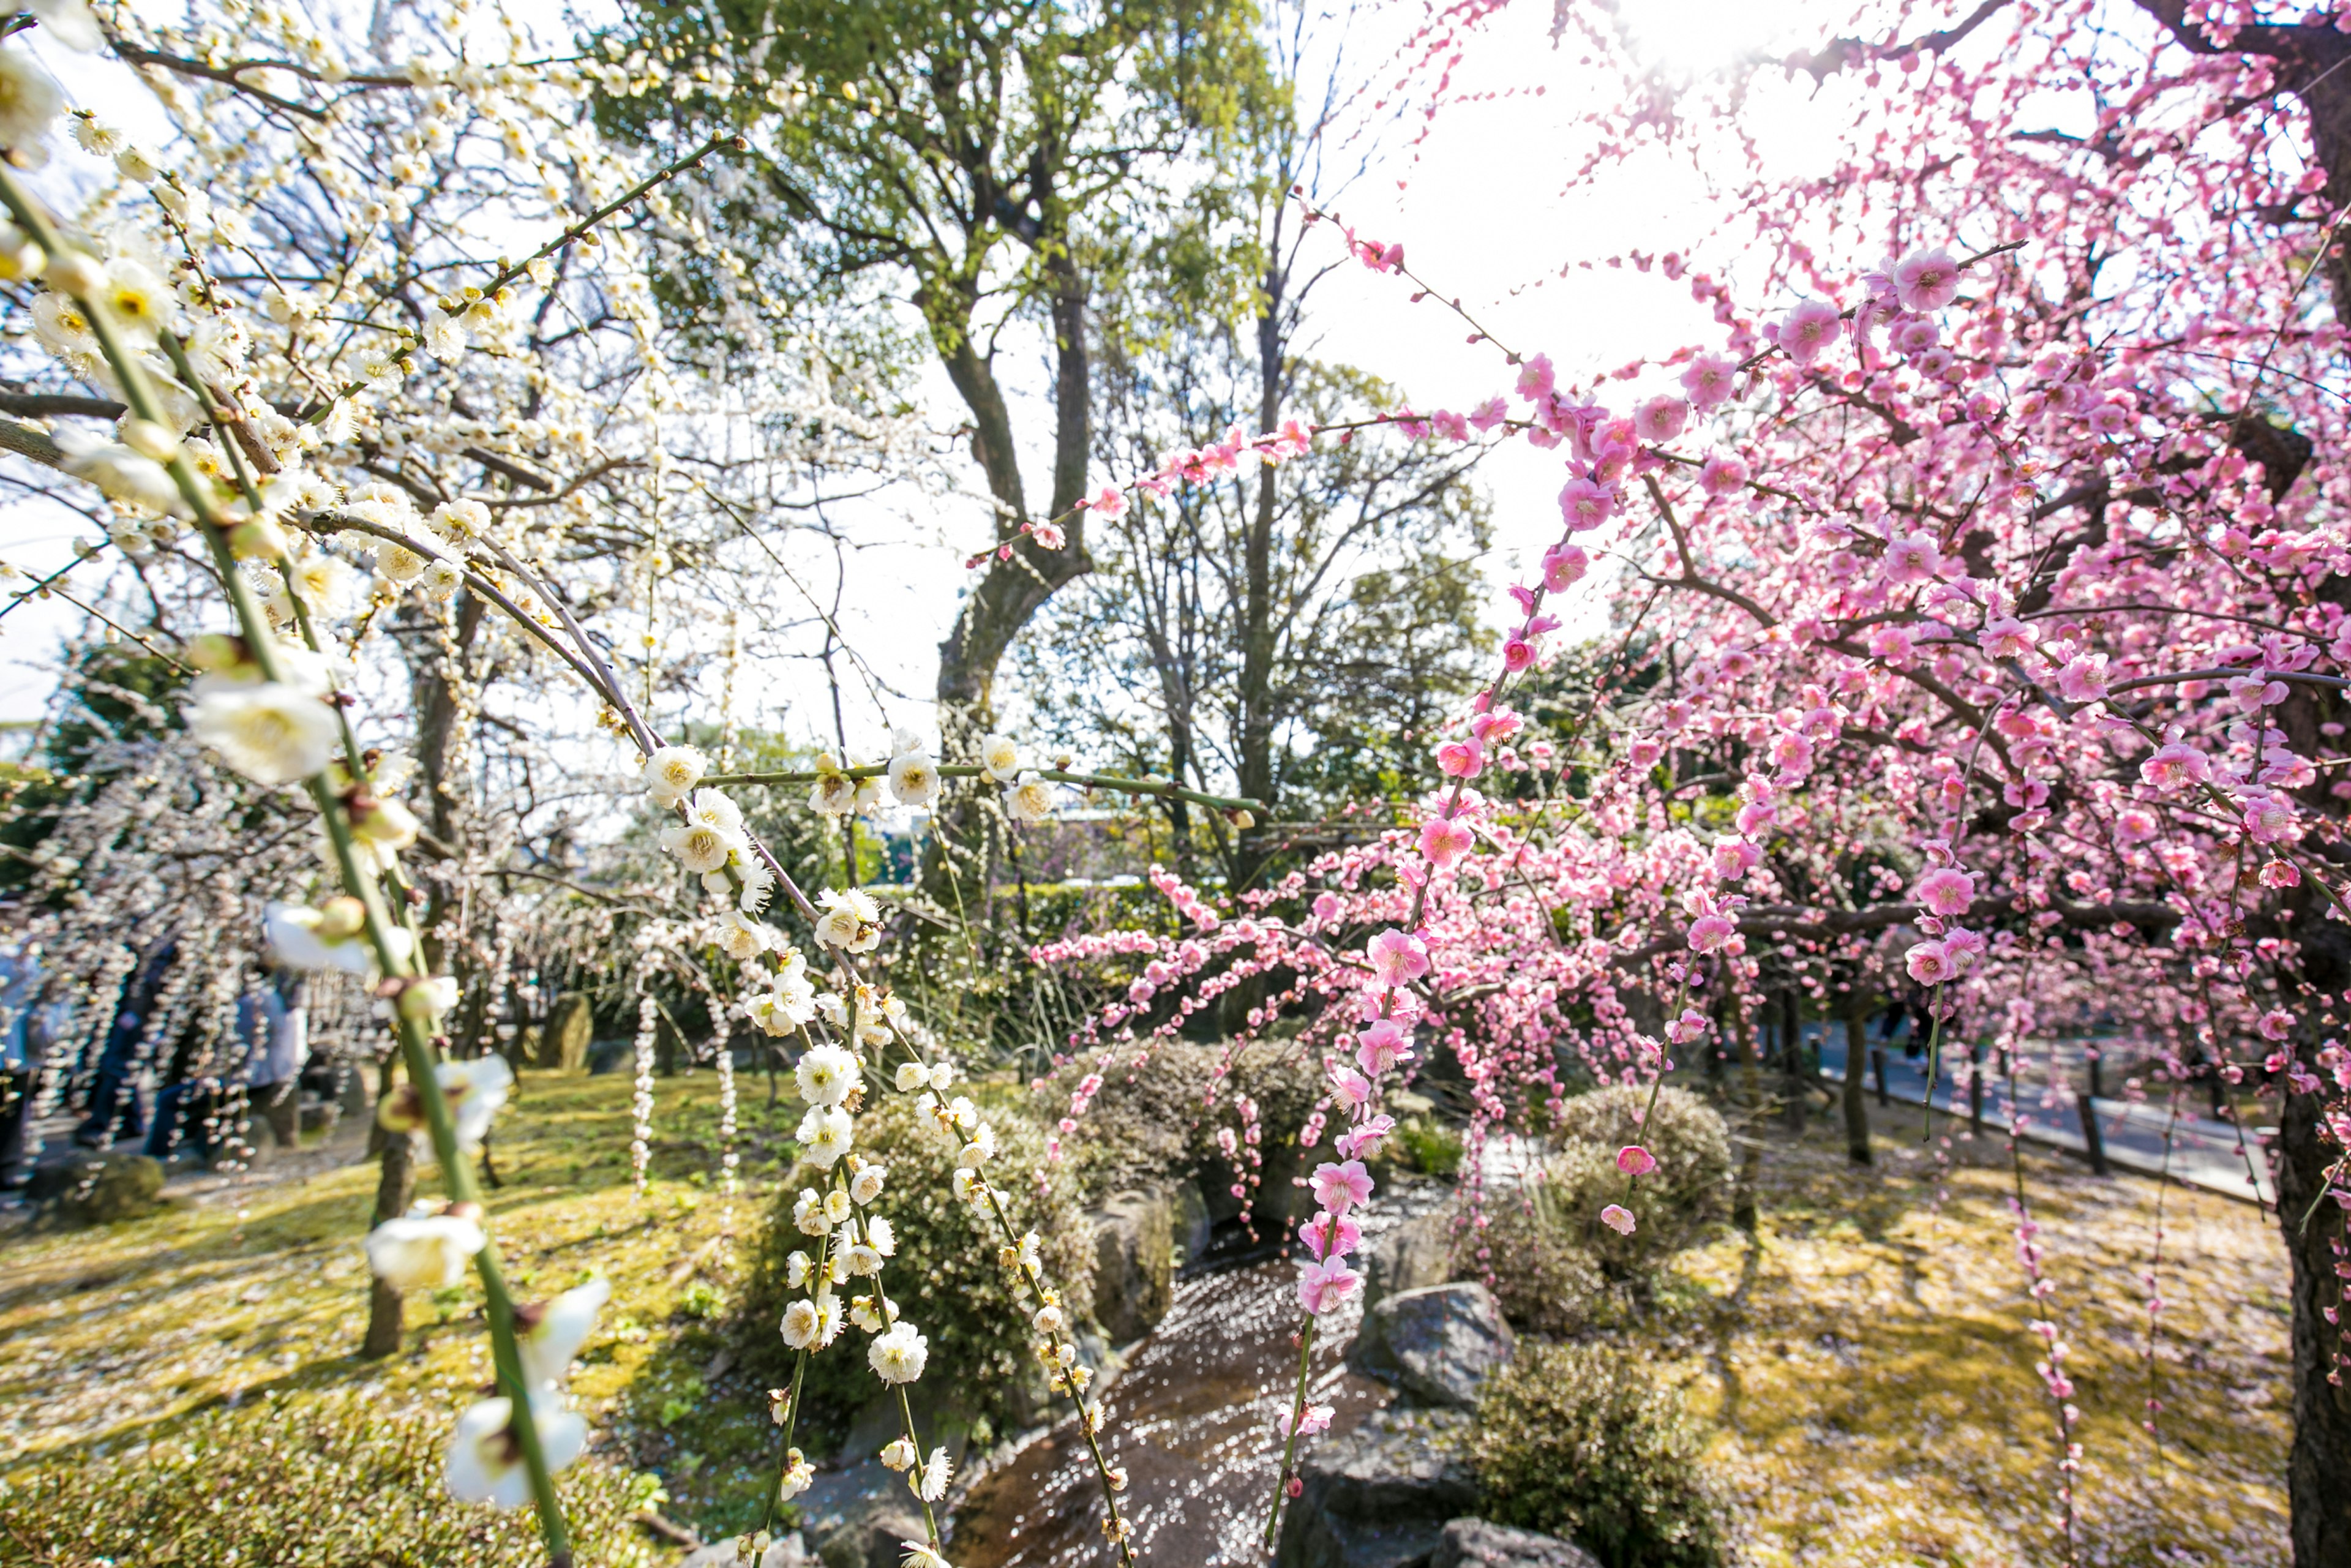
[1648,1119,2289,1567]
[0,1063,808,1555]
[0,1070,2293,1566]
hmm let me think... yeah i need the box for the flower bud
[230,516,291,560]
[317,895,367,940]
[119,418,180,462]
[42,250,104,296]
[0,227,43,282]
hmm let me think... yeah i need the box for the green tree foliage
[592,0,1284,724]
[1472,1341,1731,1568]
[1021,352,1493,885]
[1,640,187,896]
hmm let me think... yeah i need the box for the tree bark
[923,271,1092,907]
[1729,991,1764,1234]
[1230,228,1287,894]
[361,1123,416,1358]
[2278,1056,2351,1568]
[1779,988,1807,1133]
[1839,991,1873,1165]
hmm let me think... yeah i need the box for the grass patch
[0,1061,817,1547]
[1630,1122,2290,1566]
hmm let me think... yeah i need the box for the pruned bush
[1470,1086,1731,1330]
[736,1091,1092,1444]
[1042,1036,1324,1198]
[1550,1084,1732,1263]
[1470,1341,1731,1568]
[1456,1182,1610,1335]
[0,1388,658,1568]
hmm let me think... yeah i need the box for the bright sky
[0,0,1844,767]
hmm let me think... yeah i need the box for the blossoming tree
[3,0,2349,1564]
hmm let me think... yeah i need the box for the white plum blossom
[979,732,1020,781]
[364,1210,486,1290]
[660,820,736,874]
[444,1395,588,1509]
[517,1275,609,1389]
[188,680,340,786]
[798,1105,855,1167]
[1005,778,1055,824]
[850,1163,887,1205]
[797,1043,860,1106]
[888,748,940,808]
[869,1322,929,1384]
[643,745,707,805]
[815,887,882,951]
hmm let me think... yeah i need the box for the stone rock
[678,1532,811,1567]
[1090,1187,1176,1343]
[1433,1520,1600,1568]
[796,1460,924,1568]
[1360,1210,1457,1314]
[1349,1283,1513,1410]
[1274,1408,1479,1568]
[1169,1177,1210,1266]
[842,1381,974,1474]
[536,992,593,1072]
[58,1153,166,1225]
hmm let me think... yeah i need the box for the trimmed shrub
[736,1091,1092,1443]
[1456,1182,1609,1335]
[0,1387,658,1568]
[1041,1036,1324,1198]
[1550,1084,1732,1265]
[1470,1086,1731,1330]
[1470,1341,1730,1568]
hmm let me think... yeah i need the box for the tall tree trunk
[1729,991,1764,1234]
[1839,990,1872,1165]
[1779,988,1807,1133]
[924,272,1092,906]
[2278,1056,2351,1568]
[361,1117,416,1358]
[1229,237,1287,895]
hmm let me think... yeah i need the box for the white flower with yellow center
[643,744,707,806]
[374,538,433,584]
[686,786,744,837]
[814,887,882,952]
[798,1106,855,1168]
[659,820,734,875]
[781,1297,823,1349]
[844,1242,882,1277]
[808,751,857,816]
[287,550,359,618]
[99,257,169,340]
[887,749,940,808]
[715,910,771,962]
[868,1322,929,1384]
[795,1043,859,1106]
[188,680,337,786]
[1005,778,1055,824]
[978,732,1020,782]
[850,1165,887,1206]
[792,1187,829,1237]
[867,1215,896,1257]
